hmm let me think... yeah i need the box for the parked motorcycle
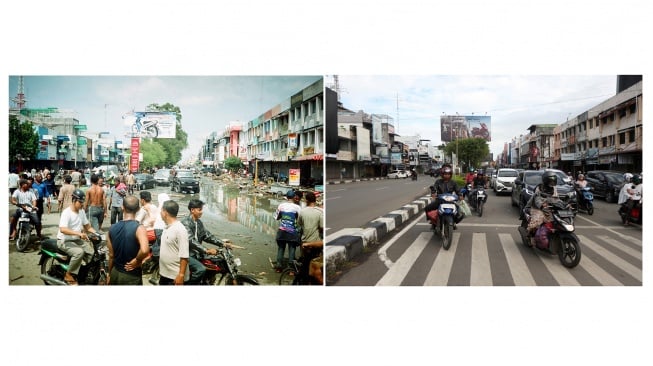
[517,198,581,268]
[575,185,594,215]
[468,185,488,217]
[427,189,460,250]
[39,232,109,285]
[15,203,36,252]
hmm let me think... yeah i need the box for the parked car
[134,173,157,190]
[170,169,200,194]
[585,170,625,203]
[511,169,577,214]
[493,168,519,195]
[387,169,408,179]
[153,169,170,186]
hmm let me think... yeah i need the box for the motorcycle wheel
[225,274,259,286]
[558,236,581,268]
[145,126,158,138]
[279,268,297,285]
[478,200,484,217]
[442,223,452,250]
[40,256,62,285]
[16,225,30,252]
[587,203,594,215]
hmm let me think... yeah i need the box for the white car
[387,170,408,179]
[493,168,519,195]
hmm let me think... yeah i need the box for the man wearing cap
[274,190,302,272]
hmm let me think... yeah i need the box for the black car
[134,173,157,190]
[585,170,625,203]
[511,169,577,214]
[170,169,200,194]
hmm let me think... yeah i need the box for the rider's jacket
[472,176,486,188]
[181,216,225,259]
[433,178,460,196]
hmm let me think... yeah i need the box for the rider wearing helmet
[424,164,464,226]
[523,171,563,240]
[575,173,587,188]
[620,174,643,226]
[56,188,98,285]
[473,170,487,189]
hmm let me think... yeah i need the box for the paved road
[330,191,642,286]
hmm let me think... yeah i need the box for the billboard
[440,115,491,142]
[123,111,177,139]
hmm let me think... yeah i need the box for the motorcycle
[15,203,36,252]
[411,171,417,181]
[39,232,109,285]
[575,185,594,215]
[132,118,159,138]
[427,189,460,250]
[619,198,642,226]
[517,198,581,268]
[468,185,488,217]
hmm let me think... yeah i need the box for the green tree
[146,103,188,167]
[9,115,39,167]
[443,138,489,171]
[139,139,167,170]
[223,156,244,173]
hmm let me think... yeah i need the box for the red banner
[130,137,140,173]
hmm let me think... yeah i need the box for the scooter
[427,189,460,250]
[575,185,594,215]
[517,198,581,268]
[619,198,642,226]
[39,232,109,285]
[468,185,488,217]
[15,203,36,252]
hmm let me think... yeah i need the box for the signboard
[123,111,177,139]
[440,115,492,142]
[130,137,140,173]
[288,133,298,149]
[289,168,300,186]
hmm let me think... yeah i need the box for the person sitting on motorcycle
[468,170,487,204]
[620,174,642,226]
[57,189,99,285]
[181,199,235,285]
[9,179,39,241]
[575,173,588,188]
[524,171,563,244]
[424,165,464,227]
[465,169,476,185]
[618,173,634,208]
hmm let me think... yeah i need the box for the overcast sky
[331,75,618,157]
[8,75,321,163]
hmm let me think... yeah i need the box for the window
[630,103,636,114]
[619,108,627,118]
[608,135,615,146]
[629,129,636,143]
[620,132,626,144]
[602,137,608,147]
[609,113,615,122]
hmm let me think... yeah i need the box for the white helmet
[624,173,633,182]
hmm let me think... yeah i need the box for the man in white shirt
[9,169,20,195]
[158,200,190,285]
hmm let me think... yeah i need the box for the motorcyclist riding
[424,164,464,228]
[575,173,588,206]
[524,170,563,245]
[619,174,642,226]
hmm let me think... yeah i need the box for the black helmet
[542,171,558,188]
[72,189,86,203]
[632,175,642,185]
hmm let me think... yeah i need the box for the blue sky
[8,75,321,162]
[331,75,618,157]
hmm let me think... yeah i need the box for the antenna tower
[11,76,27,110]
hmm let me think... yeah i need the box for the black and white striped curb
[325,195,432,276]
[327,177,388,185]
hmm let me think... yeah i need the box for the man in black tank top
[106,195,150,285]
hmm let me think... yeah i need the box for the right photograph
[324,75,643,286]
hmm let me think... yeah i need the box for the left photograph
[7,75,325,286]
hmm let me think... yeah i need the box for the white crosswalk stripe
[498,233,536,286]
[470,233,492,286]
[596,235,642,260]
[376,232,431,286]
[423,233,461,286]
[577,235,642,281]
[577,253,623,286]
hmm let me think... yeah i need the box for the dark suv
[585,170,624,203]
[170,169,200,194]
[511,169,576,215]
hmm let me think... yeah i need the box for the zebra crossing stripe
[376,232,431,286]
[498,233,536,286]
[577,235,642,281]
[538,250,581,286]
[577,253,624,286]
[470,233,492,286]
[596,235,642,260]
[423,233,461,286]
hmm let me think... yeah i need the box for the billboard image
[440,115,491,142]
[123,111,177,139]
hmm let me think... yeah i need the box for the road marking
[376,232,430,286]
[498,233,536,286]
[577,235,642,281]
[330,188,346,192]
[375,187,389,191]
[596,235,642,259]
[470,233,492,286]
[377,218,421,268]
[574,214,641,240]
[423,233,461,286]
[325,196,341,201]
[539,252,581,286]
[577,253,624,285]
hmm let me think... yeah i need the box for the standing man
[106,195,150,285]
[158,200,190,285]
[274,190,302,272]
[58,175,75,212]
[31,174,49,239]
[125,170,136,195]
[57,189,98,285]
[70,169,82,189]
[181,199,234,285]
[85,174,107,232]
[9,168,20,196]
[298,191,323,284]
[108,178,128,225]
[9,179,39,241]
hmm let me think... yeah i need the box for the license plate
[234,258,241,266]
[558,209,574,218]
[441,203,456,210]
[477,192,485,197]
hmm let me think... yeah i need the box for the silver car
[493,168,519,195]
